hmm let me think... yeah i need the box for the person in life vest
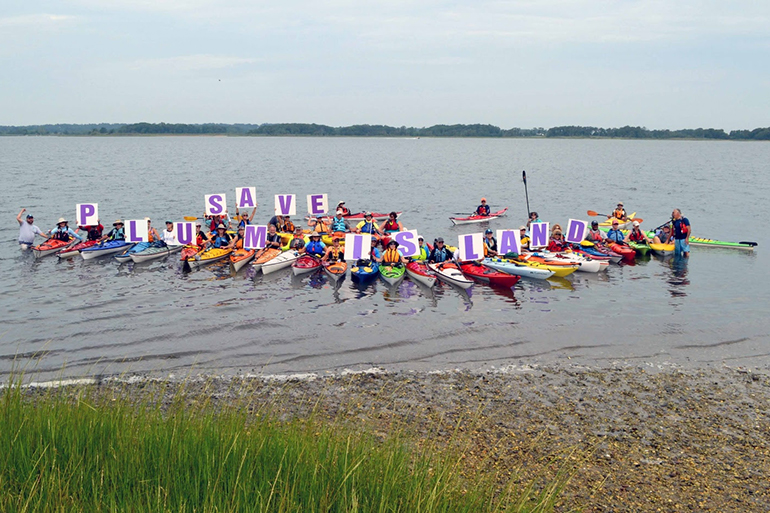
[281,215,296,233]
[654,224,672,245]
[162,221,180,246]
[379,239,406,265]
[519,225,530,250]
[482,228,498,257]
[144,218,160,243]
[265,224,283,250]
[330,211,351,233]
[611,202,628,222]
[586,220,604,242]
[81,221,104,242]
[289,226,306,253]
[235,206,257,229]
[228,226,246,250]
[267,214,284,231]
[604,220,625,244]
[307,216,328,235]
[208,214,228,233]
[476,198,491,216]
[671,208,691,258]
[381,212,404,233]
[412,236,430,261]
[526,212,540,228]
[547,225,568,252]
[427,237,453,263]
[208,223,231,248]
[355,212,382,236]
[369,238,383,262]
[624,221,650,244]
[305,233,326,258]
[48,218,83,243]
[336,201,351,216]
[322,237,345,263]
[194,223,207,249]
[100,220,125,242]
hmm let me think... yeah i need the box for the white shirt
[162,229,180,246]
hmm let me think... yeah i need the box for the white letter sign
[497,230,521,255]
[244,225,267,251]
[565,219,588,244]
[530,222,549,249]
[307,194,328,216]
[236,187,257,209]
[205,194,227,216]
[126,219,148,243]
[274,194,296,216]
[393,230,419,258]
[344,233,372,261]
[76,203,98,226]
[175,222,194,245]
[457,232,484,262]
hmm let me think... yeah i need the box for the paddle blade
[586,210,599,217]
[522,170,527,183]
[632,218,643,223]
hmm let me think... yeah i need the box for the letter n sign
[76,203,98,226]
[344,233,371,261]
[530,222,549,248]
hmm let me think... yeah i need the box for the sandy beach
[55,364,767,512]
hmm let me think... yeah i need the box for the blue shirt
[605,229,624,243]
[672,218,690,240]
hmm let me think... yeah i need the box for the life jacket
[382,220,399,231]
[520,236,530,247]
[431,247,452,263]
[52,227,70,241]
[606,229,624,243]
[476,205,490,216]
[547,239,567,252]
[588,230,603,242]
[331,217,347,232]
[212,233,230,248]
[338,206,351,215]
[235,236,244,249]
[360,221,377,234]
[290,237,305,250]
[484,237,497,251]
[306,240,324,256]
[382,248,401,263]
[86,226,102,241]
[147,229,156,243]
[195,231,207,248]
[238,219,249,229]
[613,209,625,220]
[266,233,282,248]
[415,245,428,261]
[109,227,125,241]
[328,246,344,262]
[628,229,645,242]
[283,221,295,233]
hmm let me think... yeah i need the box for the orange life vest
[383,248,401,263]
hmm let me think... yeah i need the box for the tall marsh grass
[0,375,568,512]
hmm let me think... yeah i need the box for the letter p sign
[76,203,98,226]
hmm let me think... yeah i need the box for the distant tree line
[1,122,769,140]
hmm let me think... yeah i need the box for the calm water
[1,136,768,381]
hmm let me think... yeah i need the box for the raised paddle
[522,170,531,220]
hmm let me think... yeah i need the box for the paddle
[522,170,530,220]
[587,210,644,224]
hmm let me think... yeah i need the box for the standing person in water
[671,208,691,258]
[16,209,48,250]
[475,198,491,216]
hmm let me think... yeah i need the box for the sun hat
[309,233,321,238]
[338,201,346,205]
[113,219,123,225]
[57,217,67,224]
[364,211,372,217]
[518,225,527,230]
[216,223,226,230]
[388,240,398,247]
[617,202,624,206]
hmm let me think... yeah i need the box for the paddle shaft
[522,170,530,219]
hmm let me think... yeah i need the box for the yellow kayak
[517,259,578,277]
[599,212,636,230]
[649,242,674,255]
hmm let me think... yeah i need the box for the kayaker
[604,220,625,244]
[17,209,48,249]
[209,223,231,248]
[672,208,691,258]
[307,216,328,235]
[162,221,179,246]
[547,225,567,252]
[519,226,530,250]
[611,202,627,222]
[265,224,283,250]
[228,226,246,249]
[625,221,650,244]
[305,233,326,258]
[369,238,383,261]
[146,218,160,243]
[379,240,406,264]
[427,237,453,263]
[322,237,345,263]
[526,212,540,228]
[281,215,296,233]
[381,212,404,233]
[82,221,104,241]
[100,220,126,242]
[413,236,430,261]
[330,211,351,233]
[654,225,672,245]
[48,218,83,243]
[475,198,491,216]
[208,215,225,233]
[235,207,257,229]
[290,226,306,253]
[267,214,284,230]
[194,223,208,249]
[354,212,382,236]
[586,221,604,242]
[336,201,351,216]
[483,229,498,257]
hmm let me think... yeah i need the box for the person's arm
[70,229,83,241]
[249,207,257,222]
[685,219,691,244]
[17,209,25,225]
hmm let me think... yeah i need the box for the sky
[1,1,769,129]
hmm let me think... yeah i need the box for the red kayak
[57,240,97,259]
[32,238,73,258]
[292,255,321,276]
[405,261,436,287]
[459,261,521,287]
[344,211,401,223]
[609,243,636,260]
[449,208,508,226]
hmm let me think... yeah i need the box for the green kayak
[627,241,650,256]
[379,264,406,286]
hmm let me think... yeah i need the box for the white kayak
[427,262,473,289]
[482,257,554,280]
[261,250,300,275]
[130,244,184,263]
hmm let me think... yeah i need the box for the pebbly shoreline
[27,364,770,512]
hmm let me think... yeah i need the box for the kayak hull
[186,247,233,269]
[483,258,554,280]
[459,262,521,287]
[292,255,321,275]
[115,242,151,263]
[427,262,473,289]
[261,250,300,275]
[379,264,406,286]
[323,261,348,280]
[81,241,135,260]
[405,261,436,287]
[650,243,675,256]
[130,244,183,263]
[33,239,74,258]
[351,261,380,282]
[57,240,98,259]
[449,208,508,226]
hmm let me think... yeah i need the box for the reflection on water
[667,256,690,298]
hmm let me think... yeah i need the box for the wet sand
[39,364,770,512]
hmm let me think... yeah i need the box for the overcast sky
[2,1,768,129]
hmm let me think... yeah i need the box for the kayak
[579,244,622,264]
[57,240,98,259]
[230,248,256,272]
[180,245,200,262]
[379,263,406,286]
[130,243,184,263]
[427,262,474,289]
[627,241,651,256]
[115,242,151,263]
[609,243,636,260]
[351,260,379,282]
[599,212,637,230]
[650,242,675,256]
[526,253,602,273]
[458,261,521,287]
[81,240,135,260]
[449,208,508,226]
[482,258,554,280]
[292,255,322,276]
[344,212,400,223]
[323,260,348,280]
[322,231,347,246]
[186,247,233,269]
[251,247,282,272]
[516,258,578,278]
[261,250,300,275]
[688,237,757,251]
[32,238,74,258]
[405,261,436,287]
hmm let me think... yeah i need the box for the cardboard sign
[565,219,588,244]
[497,229,521,255]
[76,203,98,226]
[243,225,267,251]
[457,232,484,261]
[126,219,148,243]
[307,194,328,215]
[176,222,194,245]
[235,187,257,209]
[530,222,550,249]
[344,233,372,261]
[205,194,227,216]
[392,230,419,258]
[274,194,296,216]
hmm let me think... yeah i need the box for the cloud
[126,54,262,72]
[0,13,80,29]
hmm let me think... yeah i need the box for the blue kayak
[81,240,135,260]
[114,241,152,263]
[350,261,379,282]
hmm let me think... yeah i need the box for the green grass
[0,376,570,512]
